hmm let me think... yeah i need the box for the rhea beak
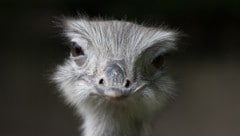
[95,86,131,100]
[94,59,132,100]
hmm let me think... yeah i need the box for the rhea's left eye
[152,55,164,68]
[70,42,85,57]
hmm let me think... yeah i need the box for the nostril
[99,78,105,85]
[124,80,131,88]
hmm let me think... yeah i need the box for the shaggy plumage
[53,17,178,136]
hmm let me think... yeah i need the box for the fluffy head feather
[53,17,178,136]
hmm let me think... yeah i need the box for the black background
[1,0,240,136]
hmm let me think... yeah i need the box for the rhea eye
[70,42,84,57]
[152,55,164,68]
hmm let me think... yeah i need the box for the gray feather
[52,17,179,136]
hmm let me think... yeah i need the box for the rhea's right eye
[70,42,85,57]
[151,55,164,69]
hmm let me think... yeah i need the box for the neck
[81,112,151,136]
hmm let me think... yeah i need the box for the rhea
[53,17,178,136]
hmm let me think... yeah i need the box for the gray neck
[81,113,151,136]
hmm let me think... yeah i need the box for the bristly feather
[52,16,179,136]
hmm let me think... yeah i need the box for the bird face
[53,18,178,115]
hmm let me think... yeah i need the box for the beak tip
[104,90,125,100]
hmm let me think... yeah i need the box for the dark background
[1,0,240,136]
